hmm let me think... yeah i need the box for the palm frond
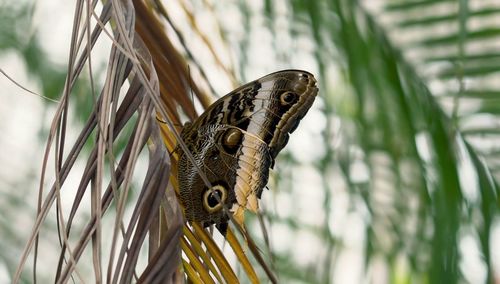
[7,0,500,283]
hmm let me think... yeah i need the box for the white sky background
[0,0,499,283]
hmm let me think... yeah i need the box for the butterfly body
[178,70,318,232]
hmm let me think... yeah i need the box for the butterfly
[177,70,318,234]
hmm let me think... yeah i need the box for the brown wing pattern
[178,70,318,232]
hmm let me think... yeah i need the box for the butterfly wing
[178,124,272,229]
[178,70,318,230]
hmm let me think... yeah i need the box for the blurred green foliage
[229,0,500,283]
[0,2,66,101]
[2,0,500,282]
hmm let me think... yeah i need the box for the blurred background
[1,0,500,283]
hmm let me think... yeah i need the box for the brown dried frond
[14,0,275,283]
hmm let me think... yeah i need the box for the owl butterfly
[178,70,318,234]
